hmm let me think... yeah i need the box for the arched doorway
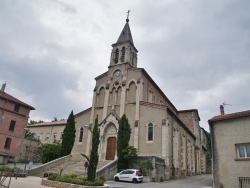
[106,137,116,160]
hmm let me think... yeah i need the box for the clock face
[115,71,120,77]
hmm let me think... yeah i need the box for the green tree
[41,141,61,163]
[24,129,37,140]
[122,146,137,168]
[206,131,212,173]
[28,120,44,125]
[60,111,76,156]
[87,116,100,182]
[117,114,131,171]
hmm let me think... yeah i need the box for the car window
[128,170,134,174]
[121,170,128,174]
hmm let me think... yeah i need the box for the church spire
[110,11,138,68]
[116,10,134,45]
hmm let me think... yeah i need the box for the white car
[114,169,143,183]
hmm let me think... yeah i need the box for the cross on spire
[126,10,131,21]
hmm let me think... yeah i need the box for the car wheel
[132,178,138,183]
[115,177,119,182]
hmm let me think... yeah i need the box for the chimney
[1,83,6,92]
[220,105,224,115]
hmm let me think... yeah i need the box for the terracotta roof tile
[0,91,35,110]
[208,109,250,123]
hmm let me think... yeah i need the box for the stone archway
[102,123,117,161]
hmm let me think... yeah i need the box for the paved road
[1,174,212,188]
[107,174,212,188]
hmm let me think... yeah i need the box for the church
[69,16,207,179]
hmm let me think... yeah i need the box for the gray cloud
[1,0,250,130]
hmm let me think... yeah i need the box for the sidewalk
[0,176,49,188]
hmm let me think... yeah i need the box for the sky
[1,0,250,132]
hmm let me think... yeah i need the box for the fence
[238,177,250,188]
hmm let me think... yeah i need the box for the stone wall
[28,155,72,176]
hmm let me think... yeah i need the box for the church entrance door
[106,137,116,160]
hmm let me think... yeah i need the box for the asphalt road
[1,169,212,188]
[106,174,212,188]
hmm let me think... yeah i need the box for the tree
[60,111,76,156]
[28,120,44,125]
[205,131,212,173]
[87,116,100,182]
[122,146,137,168]
[24,129,37,140]
[117,114,131,171]
[41,141,61,163]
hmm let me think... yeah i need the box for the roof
[0,91,35,110]
[116,19,134,45]
[28,119,67,127]
[208,109,250,123]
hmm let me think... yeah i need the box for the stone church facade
[71,18,207,179]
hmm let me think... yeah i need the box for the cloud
[0,0,250,131]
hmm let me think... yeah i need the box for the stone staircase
[60,160,113,177]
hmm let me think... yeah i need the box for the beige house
[28,120,66,144]
[69,18,207,179]
[208,106,250,188]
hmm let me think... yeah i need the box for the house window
[147,122,154,141]
[115,48,119,64]
[53,133,57,140]
[79,127,84,142]
[9,120,16,131]
[4,137,12,149]
[14,104,20,112]
[39,133,43,140]
[237,144,250,158]
[46,133,50,140]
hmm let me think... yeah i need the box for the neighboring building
[19,138,41,163]
[28,119,67,144]
[0,83,35,164]
[200,127,207,173]
[208,106,250,188]
[69,17,206,180]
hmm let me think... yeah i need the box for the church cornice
[95,71,108,80]
[111,41,138,52]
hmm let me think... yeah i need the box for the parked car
[114,169,143,183]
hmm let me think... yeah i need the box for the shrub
[0,166,20,172]
[47,173,104,186]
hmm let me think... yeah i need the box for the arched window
[97,87,105,107]
[121,46,125,62]
[115,48,119,64]
[148,123,153,141]
[79,127,84,142]
[127,81,136,103]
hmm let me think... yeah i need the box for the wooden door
[106,137,116,160]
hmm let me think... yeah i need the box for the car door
[119,170,129,181]
[127,170,135,181]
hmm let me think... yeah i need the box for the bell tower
[109,12,138,68]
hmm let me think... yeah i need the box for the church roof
[116,19,134,45]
